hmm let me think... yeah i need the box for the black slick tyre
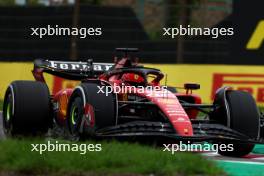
[68,81,117,138]
[3,81,52,136]
[218,90,259,157]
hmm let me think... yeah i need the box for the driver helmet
[121,73,144,86]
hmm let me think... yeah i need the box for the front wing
[93,121,264,144]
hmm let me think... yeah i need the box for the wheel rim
[3,92,13,136]
[5,101,11,121]
[71,106,78,125]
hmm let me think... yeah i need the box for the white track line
[201,151,264,164]
[217,159,264,165]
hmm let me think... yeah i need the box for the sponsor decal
[47,60,114,71]
[157,99,179,104]
[212,73,264,102]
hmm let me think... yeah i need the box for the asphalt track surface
[0,111,263,175]
[0,111,4,139]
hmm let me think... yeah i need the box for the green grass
[0,139,224,175]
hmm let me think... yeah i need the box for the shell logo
[134,74,139,80]
[58,91,68,118]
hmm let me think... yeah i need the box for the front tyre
[215,90,260,157]
[67,81,117,138]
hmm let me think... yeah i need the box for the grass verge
[0,139,224,176]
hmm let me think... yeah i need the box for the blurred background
[0,0,233,63]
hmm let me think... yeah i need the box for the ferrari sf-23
[2,48,264,157]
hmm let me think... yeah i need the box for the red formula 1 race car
[2,48,264,157]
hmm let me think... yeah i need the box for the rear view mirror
[184,83,200,90]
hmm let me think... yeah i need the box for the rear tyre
[68,81,117,138]
[217,90,259,157]
[3,81,52,136]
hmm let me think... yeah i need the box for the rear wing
[33,59,114,81]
